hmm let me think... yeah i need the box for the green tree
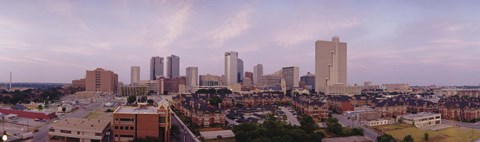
[424,132,429,141]
[403,135,414,142]
[37,105,43,110]
[300,116,317,134]
[326,118,343,135]
[377,134,395,142]
[209,96,222,106]
[147,99,155,105]
[127,96,136,105]
[351,128,364,136]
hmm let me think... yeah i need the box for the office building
[224,51,238,85]
[245,72,253,80]
[150,56,164,80]
[199,74,224,86]
[167,55,180,79]
[282,66,299,90]
[186,67,198,92]
[85,68,118,94]
[237,59,244,83]
[131,66,140,85]
[253,64,263,87]
[397,112,441,128]
[71,79,86,90]
[49,118,111,142]
[315,36,347,92]
[300,72,315,90]
[164,76,186,94]
[118,85,149,96]
[113,101,171,142]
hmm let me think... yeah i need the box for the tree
[424,132,429,141]
[62,107,66,112]
[403,135,414,142]
[139,96,148,103]
[147,99,155,105]
[37,105,43,110]
[351,128,364,136]
[170,125,180,140]
[377,134,395,142]
[127,96,136,105]
[209,96,222,106]
[326,118,343,135]
[300,116,317,134]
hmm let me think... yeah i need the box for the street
[171,111,199,142]
[332,114,379,142]
[279,106,300,126]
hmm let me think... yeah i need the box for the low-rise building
[397,112,441,128]
[49,118,111,142]
[113,101,171,142]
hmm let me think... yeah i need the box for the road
[279,107,300,126]
[30,95,110,142]
[333,114,379,142]
[442,119,480,129]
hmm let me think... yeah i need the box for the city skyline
[1,1,480,86]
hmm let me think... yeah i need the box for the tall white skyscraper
[224,51,238,85]
[131,66,140,85]
[282,66,300,90]
[186,67,198,90]
[253,64,263,87]
[167,55,180,79]
[150,56,164,80]
[237,59,244,83]
[315,36,347,91]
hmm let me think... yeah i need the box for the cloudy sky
[1,0,479,86]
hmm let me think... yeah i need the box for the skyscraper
[315,36,347,92]
[253,64,263,87]
[237,59,244,83]
[131,66,140,85]
[300,72,315,90]
[224,51,238,85]
[150,56,164,80]
[167,55,180,79]
[282,66,299,90]
[186,67,198,90]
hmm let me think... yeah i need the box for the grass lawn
[203,138,236,142]
[375,124,480,142]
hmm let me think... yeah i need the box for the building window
[120,135,134,138]
[159,117,166,123]
[60,130,72,134]
[49,128,55,132]
[95,133,102,136]
[130,126,134,130]
[114,126,118,130]
[119,118,134,122]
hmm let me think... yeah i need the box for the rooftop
[114,106,162,114]
[401,112,440,120]
[51,118,110,132]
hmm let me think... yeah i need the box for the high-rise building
[224,51,238,85]
[315,36,347,92]
[199,74,224,86]
[131,66,140,85]
[253,64,263,87]
[282,66,299,90]
[167,55,180,79]
[186,67,198,92]
[237,59,244,83]
[164,76,186,94]
[113,101,171,142]
[245,71,253,80]
[300,72,315,90]
[150,56,164,80]
[85,68,118,94]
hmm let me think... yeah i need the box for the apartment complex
[113,101,171,142]
[49,118,111,142]
[85,68,118,94]
[315,36,347,91]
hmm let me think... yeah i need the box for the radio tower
[9,72,12,91]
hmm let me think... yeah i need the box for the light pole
[106,131,111,142]
[2,117,7,142]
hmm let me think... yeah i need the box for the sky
[1,0,480,86]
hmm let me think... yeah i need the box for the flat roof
[114,106,162,114]
[51,118,110,132]
[402,112,440,119]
